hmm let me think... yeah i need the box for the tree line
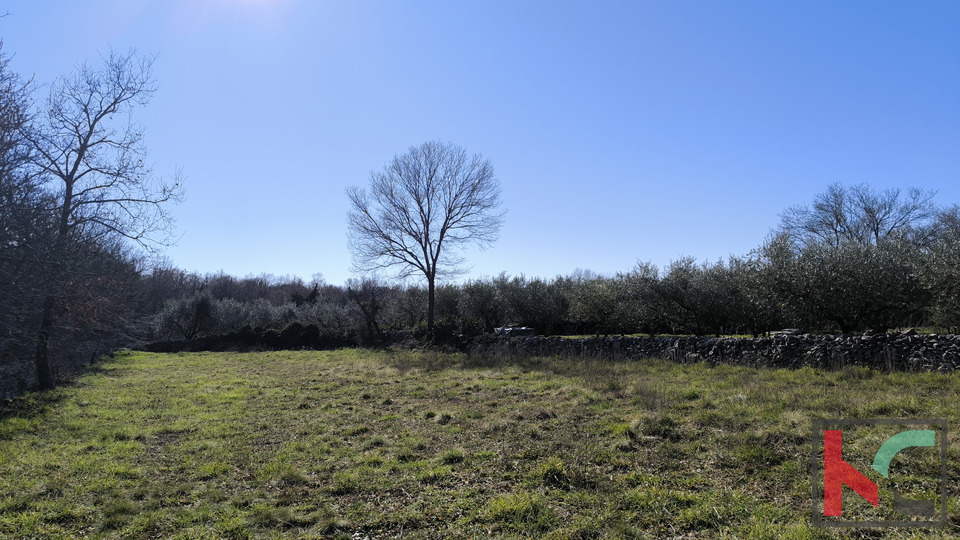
[0,46,182,391]
[155,182,960,343]
[3,41,960,395]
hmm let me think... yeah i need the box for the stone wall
[6,330,957,401]
[471,331,960,372]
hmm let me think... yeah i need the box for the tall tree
[22,49,183,389]
[346,141,504,336]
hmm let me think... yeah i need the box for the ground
[1,349,958,538]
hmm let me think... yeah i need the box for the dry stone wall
[6,330,958,401]
[472,331,960,372]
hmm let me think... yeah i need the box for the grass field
[1,349,958,539]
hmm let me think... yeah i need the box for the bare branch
[776,182,938,249]
[346,140,505,334]
[25,48,183,250]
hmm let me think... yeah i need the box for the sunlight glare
[172,0,293,34]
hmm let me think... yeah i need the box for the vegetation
[0,45,183,392]
[142,180,960,349]
[1,349,959,538]
[3,38,960,399]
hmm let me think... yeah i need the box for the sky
[2,1,958,286]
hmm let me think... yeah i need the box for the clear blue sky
[4,1,959,286]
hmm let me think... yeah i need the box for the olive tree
[620,261,666,336]
[569,277,619,337]
[346,141,504,336]
[728,254,786,336]
[495,275,571,335]
[923,233,960,333]
[461,277,507,333]
[760,235,929,333]
[644,258,743,336]
[156,293,216,340]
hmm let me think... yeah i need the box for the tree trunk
[427,276,436,339]
[34,296,56,390]
[836,319,854,334]
[33,176,73,392]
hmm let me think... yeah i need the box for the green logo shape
[872,430,936,478]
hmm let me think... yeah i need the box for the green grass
[1,349,959,538]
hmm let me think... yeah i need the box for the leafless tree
[346,141,504,336]
[933,204,960,240]
[21,48,184,389]
[777,182,938,248]
[24,48,183,247]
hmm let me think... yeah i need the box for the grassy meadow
[1,349,959,539]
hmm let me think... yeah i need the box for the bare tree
[24,48,183,246]
[933,204,960,240]
[22,49,184,389]
[777,183,938,248]
[347,141,504,336]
